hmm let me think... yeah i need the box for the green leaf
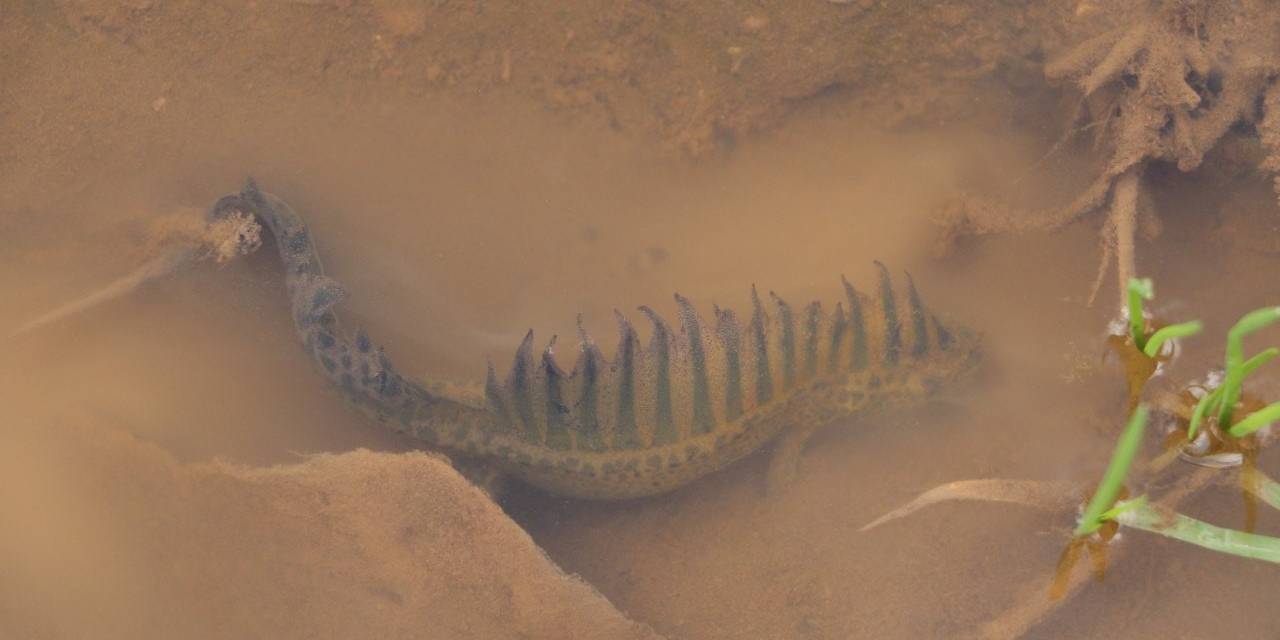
[1127,278,1153,350]
[1227,401,1280,438]
[1076,406,1149,537]
[1219,307,1280,427]
[1187,386,1222,441]
[1142,320,1203,358]
[1116,499,1280,564]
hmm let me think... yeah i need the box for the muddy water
[7,12,1280,640]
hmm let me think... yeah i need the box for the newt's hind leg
[765,423,818,495]
[452,458,509,501]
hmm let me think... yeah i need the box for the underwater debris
[9,210,262,339]
[1045,0,1278,306]
[859,479,1080,532]
[937,0,1280,308]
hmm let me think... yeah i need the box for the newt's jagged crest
[481,266,980,456]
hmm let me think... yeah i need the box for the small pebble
[742,15,768,32]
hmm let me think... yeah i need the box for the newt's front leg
[765,423,818,495]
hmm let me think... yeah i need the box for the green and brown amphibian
[210,180,982,500]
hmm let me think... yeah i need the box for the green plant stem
[1187,386,1222,441]
[1127,278,1153,351]
[1219,307,1280,427]
[1243,348,1280,376]
[1142,321,1203,358]
[1187,349,1278,440]
[1244,470,1280,511]
[1228,401,1280,438]
[1115,499,1280,563]
[1076,406,1149,537]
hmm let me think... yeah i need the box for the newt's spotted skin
[210,180,982,500]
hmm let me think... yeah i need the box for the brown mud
[5,2,1280,639]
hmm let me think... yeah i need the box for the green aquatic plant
[1143,321,1204,359]
[1113,277,1202,414]
[866,403,1280,565]
[862,286,1280,636]
[1075,406,1149,537]
[1244,467,1280,511]
[1229,402,1280,439]
[1123,277,1203,358]
[1185,348,1278,440]
[1127,277,1152,349]
[1075,406,1280,563]
[1111,498,1280,564]
[1218,307,1280,427]
[1184,307,1280,442]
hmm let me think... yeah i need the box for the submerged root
[868,462,1239,637]
[1092,166,1140,307]
[940,0,1279,308]
[9,246,199,338]
[978,466,1221,640]
[860,479,1080,532]
[9,210,262,338]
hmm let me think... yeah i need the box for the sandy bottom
[6,4,1280,638]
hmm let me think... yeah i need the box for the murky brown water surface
[5,3,1280,638]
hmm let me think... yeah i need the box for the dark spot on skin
[320,356,337,373]
[340,373,355,389]
[312,286,340,313]
[382,375,401,397]
[316,332,336,349]
[356,332,373,353]
[287,230,309,256]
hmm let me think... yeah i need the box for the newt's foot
[764,425,813,496]
[453,458,509,501]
